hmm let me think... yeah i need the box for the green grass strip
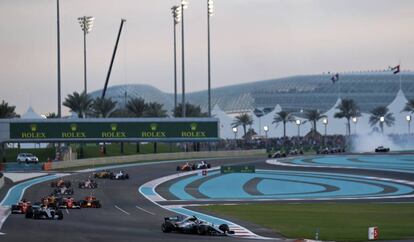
[200,203,414,241]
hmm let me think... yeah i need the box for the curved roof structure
[89,84,174,110]
[90,72,414,114]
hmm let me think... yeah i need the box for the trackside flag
[331,73,339,84]
[391,65,400,74]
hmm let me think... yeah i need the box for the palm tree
[92,97,117,118]
[403,99,414,113]
[369,106,395,134]
[0,100,17,118]
[63,91,93,118]
[144,102,167,117]
[232,113,253,137]
[304,109,325,135]
[173,103,208,117]
[334,99,360,135]
[126,97,146,117]
[272,111,294,139]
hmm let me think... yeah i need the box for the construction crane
[101,19,126,99]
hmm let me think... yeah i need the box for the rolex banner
[9,120,219,141]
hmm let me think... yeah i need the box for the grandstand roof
[90,72,414,113]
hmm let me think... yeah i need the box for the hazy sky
[1,0,414,115]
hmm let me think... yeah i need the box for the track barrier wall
[49,149,267,170]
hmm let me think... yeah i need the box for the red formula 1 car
[79,196,102,208]
[11,199,32,214]
[58,197,81,209]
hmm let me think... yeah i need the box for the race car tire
[56,210,64,220]
[11,205,19,214]
[219,224,229,233]
[176,166,180,171]
[161,223,173,233]
[33,211,40,220]
[207,164,211,169]
[94,202,102,208]
[25,208,33,219]
[197,225,209,235]
[78,183,83,188]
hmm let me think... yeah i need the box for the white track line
[66,209,69,214]
[114,205,130,215]
[135,205,155,216]
[139,167,275,240]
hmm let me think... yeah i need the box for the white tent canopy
[21,107,44,119]
[213,89,412,138]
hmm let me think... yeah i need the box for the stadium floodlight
[181,0,188,9]
[263,125,269,132]
[208,0,214,16]
[380,116,385,122]
[78,16,94,33]
[171,5,181,24]
[78,16,95,94]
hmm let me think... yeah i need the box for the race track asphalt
[1,154,414,242]
[0,157,273,242]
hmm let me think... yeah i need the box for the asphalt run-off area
[1,154,414,242]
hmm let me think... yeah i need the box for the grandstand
[90,72,414,114]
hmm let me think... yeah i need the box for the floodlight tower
[171,6,181,113]
[78,16,95,94]
[180,0,188,117]
[207,0,214,116]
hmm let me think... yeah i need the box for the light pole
[380,116,385,134]
[322,117,328,146]
[406,115,411,134]
[180,0,188,117]
[171,6,181,114]
[56,0,61,118]
[295,119,301,137]
[78,16,94,94]
[352,117,358,135]
[263,125,269,151]
[207,0,214,116]
[232,127,238,140]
